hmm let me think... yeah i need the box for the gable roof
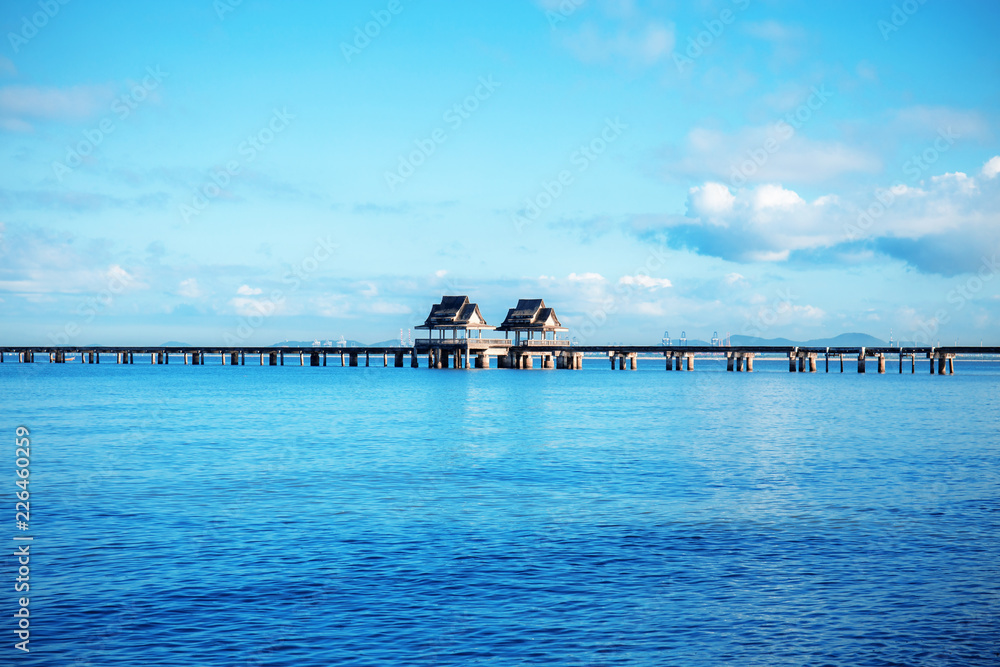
[497,299,567,331]
[417,296,494,329]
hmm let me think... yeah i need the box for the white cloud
[237,284,262,296]
[724,272,747,286]
[568,272,606,282]
[559,21,675,66]
[663,125,881,185]
[647,159,1000,275]
[434,269,447,278]
[618,274,672,289]
[982,156,1000,179]
[0,84,115,131]
[688,182,734,217]
[178,278,203,298]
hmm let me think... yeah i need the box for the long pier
[1,345,997,374]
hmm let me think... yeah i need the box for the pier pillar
[840,355,844,373]
[349,352,358,367]
[676,355,683,371]
[340,352,345,367]
[184,353,189,365]
[746,355,754,372]
[947,356,954,375]
[165,353,170,365]
[323,352,327,366]
[299,352,304,366]
[911,354,915,373]
[737,355,745,372]
[929,355,935,374]
[727,354,734,372]
[685,354,693,371]
[665,353,673,371]
[898,353,903,374]
[259,353,263,366]
[798,356,806,373]
[241,352,245,366]
[544,354,555,369]
[280,352,284,366]
[523,353,533,369]
[433,350,441,368]
[395,352,404,367]
[789,354,796,372]
[230,352,240,365]
[937,355,946,375]
[858,354,866,373]
[221,352,226,366]
[310,352,320,367]
[878,354,886,374]
[476,353,488,369]
[411,351,418,368]
[809,355,817,373]
[383,353,388,367]
[825,353,829,373]
[269,352,278,366]
[610,355,616,370]
[366,352,370,367]
[629,354,636,370]
[619,355,627,370]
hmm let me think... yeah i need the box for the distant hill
[802,333,888,347]
[160,341,193,347]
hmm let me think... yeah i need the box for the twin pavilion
[415,295,582,369]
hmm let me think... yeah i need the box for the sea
[2,355,998,665]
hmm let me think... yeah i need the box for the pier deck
[2,345,998,375]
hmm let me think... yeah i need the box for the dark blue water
[3,358,999,665]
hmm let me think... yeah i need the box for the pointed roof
[497,298,568,331]
[416,296,494,330]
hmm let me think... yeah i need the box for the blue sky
[1,0,998,346]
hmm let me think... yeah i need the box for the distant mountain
[368,338,409,347]
[160,341,193,347]
[802,333,888,347]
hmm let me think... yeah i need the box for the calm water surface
[2,358,999,665]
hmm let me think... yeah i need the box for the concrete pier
[4,344,990,379]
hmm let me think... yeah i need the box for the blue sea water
[2,357,999,665]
